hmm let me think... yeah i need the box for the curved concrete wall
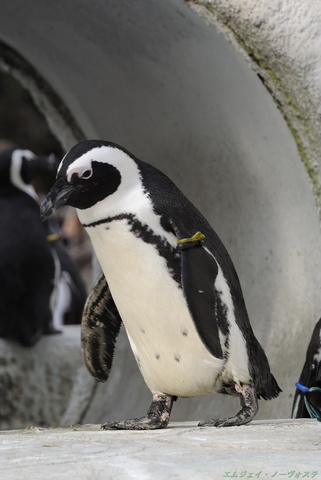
[1,0,321,422]
[189,0,321,213]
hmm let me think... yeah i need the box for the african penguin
[41,139,281,429]
[292,318,321,420]
[0,148,86,346]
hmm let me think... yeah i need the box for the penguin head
[0,148,34,185]
[0,148,40,200]
[40,140,142,221]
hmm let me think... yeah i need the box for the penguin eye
[81,169,92,179]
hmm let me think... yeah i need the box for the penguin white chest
[87,218,224,397]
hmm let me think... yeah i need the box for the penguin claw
[101,393,174,430]
[101,416,168,430]
[199,383,259,428]
[198,415,252,428]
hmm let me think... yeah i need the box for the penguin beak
[40,177,74,221]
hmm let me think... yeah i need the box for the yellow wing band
[46,233,61,242]
[177,231,206,245]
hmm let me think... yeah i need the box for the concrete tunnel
[1,0,321,423]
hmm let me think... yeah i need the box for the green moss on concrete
[227,28,321,206]
[187,1,321,207]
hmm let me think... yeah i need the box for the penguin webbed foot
[199,383,258,428]
[101,393,174,431]
[101,416,167,431]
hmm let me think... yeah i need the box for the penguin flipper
[176,232,223,360]
[292,361,314,418]
[292,318,321,418]
[81,272,122,382]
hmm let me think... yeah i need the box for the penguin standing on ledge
[41,140,281,429]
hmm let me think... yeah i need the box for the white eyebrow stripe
[66,164,92,182]
[10,149,39,202]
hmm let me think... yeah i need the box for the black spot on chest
[84,213,181,286]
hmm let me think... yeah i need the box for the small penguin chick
[41,139,281,429]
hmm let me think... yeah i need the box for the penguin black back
[0,149,56,345]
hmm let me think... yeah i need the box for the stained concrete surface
[0,420,319,480]
[189,0,321,200]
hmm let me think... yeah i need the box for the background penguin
[292,318,321,419]
[28,151,88,327]
[41,139,281,429]
[0,147,86,346]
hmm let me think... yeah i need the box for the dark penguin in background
[41,140,281,429]
[292,318,321,420]
[0,148,57,345]
[0,148,86,346]
[29,152,88,327]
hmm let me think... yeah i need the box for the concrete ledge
[0,420,319,479]
[0,326,94,429]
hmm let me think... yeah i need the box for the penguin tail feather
[257,373,282,400]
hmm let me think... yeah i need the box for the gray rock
[0,326,91,429]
